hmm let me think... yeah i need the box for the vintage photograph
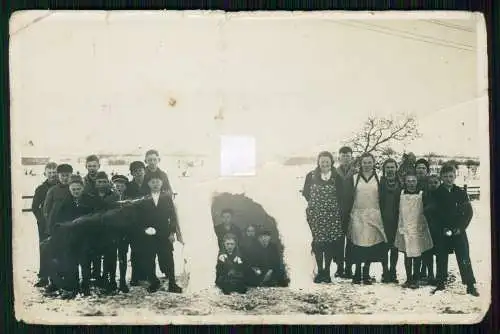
[10,11,490,324]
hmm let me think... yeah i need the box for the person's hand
[218,254,228,262]
[145,227,156,235]
[252,267,262,275]
[262,270,273,282]
[233,256,243,264]
[168,233,176,243]
[444,228,453,237]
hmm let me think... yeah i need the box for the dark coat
[126,179,148,199]
[246,242,281,272]
[432,184,473,232]
[83,174,97,195]
[135,193,178,242]
[142,168,173,194]
[379,177,402,243]
[215,251,246,284]
[32,180,58,227]
[43,184,71,235]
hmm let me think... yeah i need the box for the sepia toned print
[10,10,489,324]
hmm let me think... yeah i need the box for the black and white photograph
[10,10,490,324]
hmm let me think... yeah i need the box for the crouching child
[215,234,247,295]
[246,230,288,287]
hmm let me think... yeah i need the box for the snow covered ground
[12,163,491,324]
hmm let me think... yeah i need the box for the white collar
[320,170,332,181]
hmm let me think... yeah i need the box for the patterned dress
[394,190,434,257]
[306,172,344,252]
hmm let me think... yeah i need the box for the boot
[313,270,324,284]
[168,282,183,293]
[431,282,445,294]
[119,280,130,293]
[467,285,480,297]
[34,278,49,287]
[60,289,78,300]
[322,268,332,283]
[352,266,362,284]
[334,263,344,278]
[147,280,161,293]
[80,282,91,296]
[362,265,372,285]
[389,270,399,283]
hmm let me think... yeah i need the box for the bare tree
[345,114,421,158]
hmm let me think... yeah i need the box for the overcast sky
[10,11,485,163]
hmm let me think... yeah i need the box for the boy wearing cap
[415,158,430,192]
[31,162,58,287]
[50,175,94,299]
[125,161,149,285]
[431,164,479,296]
[246,230,288,287]
[43,164,73,236]
[142,149,174,196]
[103,174,132,293]
[135,172,182,293]
[215,209,243,251]
[87,171,120,285]
[83,155,101,194]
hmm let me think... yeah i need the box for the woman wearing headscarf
[346,152,388,285]
[302,151,344,283]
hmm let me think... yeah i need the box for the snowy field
[13,162,490,324]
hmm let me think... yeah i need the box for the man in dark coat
[43,164,73,236]
[431,164,479,297]
[135,172,182,293]
[336,146,357,278]
[49,175,95,299]
[31,162,58,287]
[125,161,148,284]
[379,158,401,283]
[86,171,120,285]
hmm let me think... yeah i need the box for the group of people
[302,147,479,296]
[30,146,480,300]
[213,209,289,294]
[31,150,183,299]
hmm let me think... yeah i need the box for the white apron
[394,190,434,257]
[348,174,387,247]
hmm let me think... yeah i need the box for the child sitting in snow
[215,233,247,295]
[394,171,434,289]
[246,229,288,287]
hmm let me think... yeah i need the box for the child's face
[383,162,397,179]
[114,182,127,195]
[258,235,271,247]
[58,172,72,185]
[69,183,84,198]
[132,167,145,179]
[405,175,418,192]
[148,178,163,192]
[428,177,441,190]
[95,178,109,191]
[45,168,58,182]
[221,212,232,225]
[339,152,352,166]
[318,156,332,172]
[361,156,374,173]
[441,171,456,187]
[145,154,160,170]
[86,161,100,175]
[415,164,428,179]
[246,226,256,237]
[224,239,236,253]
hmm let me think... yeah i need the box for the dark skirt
[350,242,387,263]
